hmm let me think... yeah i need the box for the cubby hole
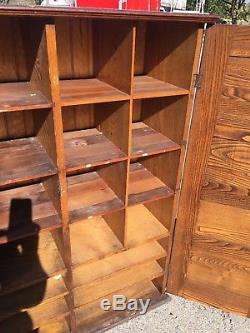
[0,18,52,112]
[62,101,129,173]
[131,96,187,158]
[0,108,59,188]
[55,18,134,105]
[133,21,200,99]
[128,151,180,206]
[68,161,127,223]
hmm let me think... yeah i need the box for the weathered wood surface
[168,25,250,317]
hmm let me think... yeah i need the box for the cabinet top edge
[0,6,220,23]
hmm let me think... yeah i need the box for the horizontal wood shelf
[0,183,61,244]
[0,137,57,188]
[0,232,65,296]
[0,297,69,333]
[132,122,181,158]
[68,172,124,223]
[60,79,129,106]
[35,319,70,333]
[0,275,68,322]
[133,75,189,99]
[128,162,174,206]
[64,128,127,173]
[126,204,169,248]
[70,216,123,267]
[73,240,166,289]
[74,260,163,307]
[0,82,52,112]
[76,280,165,332]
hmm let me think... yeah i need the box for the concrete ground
[108,295,250,333]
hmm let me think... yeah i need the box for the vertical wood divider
[124,25,136,248]
[36,24,76,332]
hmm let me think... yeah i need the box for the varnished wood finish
[2,9,246,333]
[168,25,250,317]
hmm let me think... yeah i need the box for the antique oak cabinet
[0,7,249,333]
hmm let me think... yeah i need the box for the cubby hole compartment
[55,19,134,105]
[63,101,129,173]
[131,96,188,158]
[133,21,199,99]
[0,108,59,188]
[0,19,52,112]
[0,177,62,244]
[70,210,125,267]
[75,275,166,332]
[128,151,181,206]
[68,161,127,223]
[0,230,66,296]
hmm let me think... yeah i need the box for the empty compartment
[55,19,134,105]
[0,19,53,111]
[70,210,126,266]
[0,178,62,244]
[132,96,188,158]
[0,108,60,188]
[0,231,65,296]
[68,161,127,222]
[63,101,129,173]
[126,200,172,248]
[133,21,200,98]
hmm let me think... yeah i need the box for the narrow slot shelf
[73,260,163,307]
[132,122,181,158]
[0,183,61,244]
[133,75,189,99]
[68,172,124,223]
[60,79,129,106]
[70,216,123,267]
[0,232,65,296]
[127,205,169,248]
[0,137,57,188]
[0,82,52,112]
[64,128,127,173]
[76,280,165,332]
[128,162,174,206]
[73,241,166,289]
[0,275,68,322]
[0,297,70,332]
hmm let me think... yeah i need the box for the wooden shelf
[64,128,127,173]
[68,172,124,223]
[70,216,123,267]
[132,122,181,158]
[0,183,61,244]
[133,75,189,99]
[0,275,68,322]
[0,82,52,112]
[0,137,57,188]
[0,297,70,333]
[126,205,169,248]
[73,260,163,307]
[0,232,65,296]
[60,79,129,106]
[128,162,174,206]
[73,240,166,289]
[76,280,165,332]
[35,319,70,333]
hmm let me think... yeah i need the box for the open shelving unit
[0,10,211,333]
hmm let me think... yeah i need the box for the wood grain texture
[168,25,250,317]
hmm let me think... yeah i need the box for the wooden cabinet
[0,7,249,333]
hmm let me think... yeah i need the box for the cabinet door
[167,25,250,316]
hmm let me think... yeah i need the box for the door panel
[167,25,250,317]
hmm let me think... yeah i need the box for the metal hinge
[193,73,203,89]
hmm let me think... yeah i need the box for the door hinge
[193,73,203,89]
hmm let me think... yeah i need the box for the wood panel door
[167,25,250,316]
